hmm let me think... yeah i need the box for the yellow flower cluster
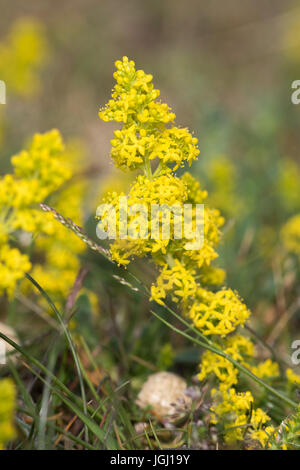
[0,379,16,450]
[198,333,279,446]
[0,245,31,298]
[100,57,174,125]
[198,335,254,391]
[286,368,300,386]
[250,359,279,380]
[198,265,226,286]
[22,139,97,312]
[0,18,47,96]
[29,182,87,308]
[1,131,95,311]
[98,58,283,447]
[189,288,250,336]
[198,335,279,393]
[99,57,199,171]
[182,207,224,269]
[98,170,214,267]
[11,130,71,204]
[0,130,70,297]
[0,18,48,149]
[150,260,197,306]
[211,387,274,446]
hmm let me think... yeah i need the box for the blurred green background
[0,0,299,162]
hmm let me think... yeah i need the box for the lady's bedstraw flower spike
[99,56,199,172]
[96,57,285,447]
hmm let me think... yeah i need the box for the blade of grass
[8,360,35,416]
[18,356,119,449]
[143,427,154,450]
[149,418,162,450]
[0,332,103,421]
[17,407,96,450]
[25,272,89,441]
[37,341,60,449]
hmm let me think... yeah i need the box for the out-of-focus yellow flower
[278,159,300,211]
[280,214,300,256]
[0,18,48,149]
[19,138,99,313]
[0,18,48,96]
[0,130,70,230]
[282,9,300,63]
[286,368,300,386]
[30,181,87,309]
[0,379,16,450]
[211,387,272,446]
[0,130,90,302]
[250,359,279,380]
[206,155,242,218]
[249,426,275,447]
[199,266,226,286]
[11,130,70,203]
[0,245,31,298]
